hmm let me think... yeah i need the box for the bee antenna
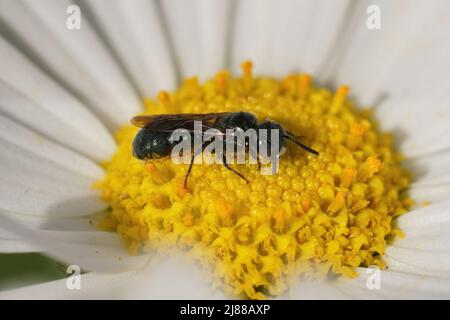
[283,134,319,155]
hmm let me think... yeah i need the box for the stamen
[217,199,233,227]
[272,208,286,233]
[348,122,365,150]
[358,155,383,182]
[215,70,229,95]
[282,74,297,96]
[340,168,357,188]
[298,73,312,99]
[330,85,350,114]
[157,90,171,105]
[241,60,253,79]
[241,60,253,91]
[157,90,173,112]
[328,191,345,213]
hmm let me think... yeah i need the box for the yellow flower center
[97,61,411,299]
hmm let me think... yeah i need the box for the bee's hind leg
[248,143,261,171]
[221,153,249,183]
[184,153,195,189]
[184,141,210,189]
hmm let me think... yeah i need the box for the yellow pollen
[298,73,311,99]
[146,162,170,185]
[328,191,345,214]
[272,208,286,233]
[241,60,253,91]
[215,70,229,95]
[348,122,366,150]
[182,212,195,226]
[340,168,357,188]
[98,62,412,299]
[157,90,171,105]
[217,199,233,227]
[358,155,383,182]
[330,85,350,114]
[241,60,253,78]
[282,74,297,95]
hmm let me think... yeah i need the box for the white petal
[328,0,450,105]
[0,255,224,299]
[286,280,352,300]
[0,114,103,180]
[0,181,103,218]
[119,255,226,299]
[384,256,450,279]
[0,211,99,240]
[232,0,352,77]
[386,246,450,276]
[376,94,450,158]
[8,262,440,300]
[394,200,450,230]
[160,0,232,79]
[333,268,450,299]
[0,37,115,161]
[0,0,142,129]
[1,209,120,248]
[407,150,450,202]
[82,0,177,97]
[326,0,450,157]
[409,185,450,205]
[0,272,134,299]
[0,238,38,253]
[0,118,106,217]
[383,200,450,276]
[406,150,450,187]
[0,212,148,273]
[390,237,450,254]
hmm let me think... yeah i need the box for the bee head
[132,129,172,160]
[258,120,286,157]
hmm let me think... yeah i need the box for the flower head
[99,62,411,299]
[1,0,450,300]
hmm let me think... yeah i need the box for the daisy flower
[0,0,450,299]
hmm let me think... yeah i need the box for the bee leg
[184,155,195,189]
[248,143,261,171]
[221,153,249,183]
[184,141,209,189]
[184,150,199,189]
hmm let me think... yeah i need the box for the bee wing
[131,113,231,133]
[163,121,228,138]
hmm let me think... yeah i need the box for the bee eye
[132,129,151,160]
[132,129,171,160]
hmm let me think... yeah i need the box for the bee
[131,112,318,187]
